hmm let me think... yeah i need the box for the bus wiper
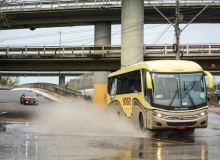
[185,91,196,109]
[184,80,196,108]
[168,89,178,109]
[168,80,179,109]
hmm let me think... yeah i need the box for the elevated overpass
[1,0,220,29]
[2,0,220,104]
[0,71,90,76]
[0,44,220,72]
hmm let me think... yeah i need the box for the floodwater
[0,92,220,159]
[1,118,220,160]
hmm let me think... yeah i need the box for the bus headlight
[156,113,162,118]
[200,112,206,116]
[196,110,208,117]
[153,112,163,118]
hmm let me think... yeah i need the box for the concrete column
[94,22,111,105]
[59,76,65,87]
[121,0,144,68]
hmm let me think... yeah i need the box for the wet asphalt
[0,90,220,160]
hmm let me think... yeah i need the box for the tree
[1,77,20,86]
[0,0,15,29]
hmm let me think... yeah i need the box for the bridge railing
[208,84,220,94]
[144,44,220,54]
[1,0,218,10]
[0,44,219,56]
[15,83,82,97]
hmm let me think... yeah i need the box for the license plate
[177,126,186,129]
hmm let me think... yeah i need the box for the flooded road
[0,90,220,159]
[1,117,220,160]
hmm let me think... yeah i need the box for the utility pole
[149,0,213,60]
[175,0,180,60]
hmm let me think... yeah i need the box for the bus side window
[121,73,130,94]
[117,70,141,94]
[134,70,141,92]
[121,77,128,94]
[108,77,112,95]
[116,76,122,95]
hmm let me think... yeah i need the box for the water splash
[19,98,147,138]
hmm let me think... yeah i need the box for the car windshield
[25,92,37,97]
[151,73,206,108]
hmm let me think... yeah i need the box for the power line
[181,0,216,33]
[0,25,122,42]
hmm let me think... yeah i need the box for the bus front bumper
[149,109,208,130]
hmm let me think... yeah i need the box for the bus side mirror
[146,72,152,89]
[203,70,213,88]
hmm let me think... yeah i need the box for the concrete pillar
[59,76,65,87]
[121,0,144,68]
[94,22,111,105]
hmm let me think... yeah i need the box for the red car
[20,91,38,105]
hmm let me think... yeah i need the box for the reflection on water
[25,134,29,159]
[7,113,220,160]
[128,136,208,160]
[21,134,38,160]
[0,125,211,160]
[157,141,162,160]
[34,135,38,160]
[201,145,206,160]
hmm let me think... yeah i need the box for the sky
[1,1,220,85]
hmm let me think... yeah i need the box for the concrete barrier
[15,83,82,97]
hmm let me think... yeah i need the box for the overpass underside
[1,3,220,29]
[0,54,220,72]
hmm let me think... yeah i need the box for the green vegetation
[1,77,20,86]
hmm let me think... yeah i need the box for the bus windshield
[151,72,206,109]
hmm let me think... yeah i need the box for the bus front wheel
[139,113,144,130]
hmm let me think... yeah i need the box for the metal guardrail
[1,0,219,10]
[0,44,220,56]
[208,84,220,94]
[15,83,82,97]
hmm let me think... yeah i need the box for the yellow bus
[107,60,213,133]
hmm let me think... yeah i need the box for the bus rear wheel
[139,113,144,130]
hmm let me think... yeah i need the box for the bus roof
[109,60,203,77]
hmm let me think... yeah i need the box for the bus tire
[139,112,144,130]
